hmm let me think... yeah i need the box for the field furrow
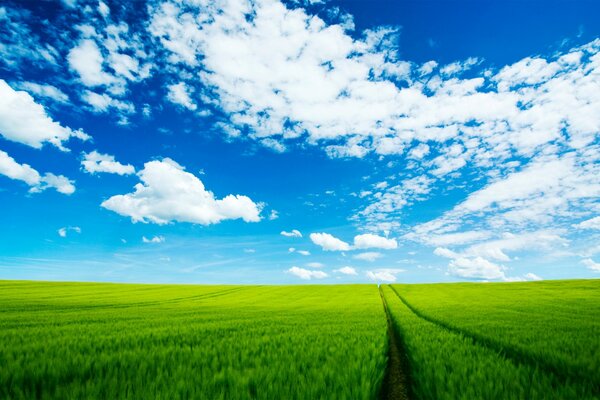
[379,288,411,400]
[381,285,597,400]
[392,280,600,388]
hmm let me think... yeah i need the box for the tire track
[379,287,411,400]
[388,285,599,394]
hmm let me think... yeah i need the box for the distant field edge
[387,284,600,394]
[378,287,411,400]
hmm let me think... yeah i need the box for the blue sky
[0,0,599,284]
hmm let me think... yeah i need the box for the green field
[0,280,598,399]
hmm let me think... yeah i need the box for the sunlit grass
[0,281,387,399]
[383,281,599,399]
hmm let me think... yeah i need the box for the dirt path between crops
[379,287,411,400]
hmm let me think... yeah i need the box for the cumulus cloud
[166,82,197,110]
[335,266,357,275]
[448,257,506,280]
[309,232,351,251]
[142,235,165,243]
[353,233,397,249]
[0,150,75,194]
[0,80,89,149]
[281,229,302,237]
[81,91,135,115]
[524,272,543,281]
[366,268,405,282]
[82,151,135,175]
[353,252,383,262]
[433,231,567,262]
[148,0,600,170]
[101,158,262,225]
[287,266,327,280]
[574,216,600,230]
[581,258,600,272]
[68,39,116,87]
[15,82,69,103]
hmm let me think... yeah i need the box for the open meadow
[0,279,598,399]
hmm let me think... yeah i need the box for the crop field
[0,279,598,399]
[0,282,387,399]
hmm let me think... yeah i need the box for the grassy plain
[393,280,600,385]
[384,280,600,399]
[1,279,598,400]
[0,281,387,399]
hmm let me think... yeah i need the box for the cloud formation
[281,229,302,237]
[0,80,89,149]
[287,266,327,280]
[309,232,351,251]
[0,150,75,194]
[82,151,135,175]
[101,158,262,225]
[366,268,405,282]
[353,233,397,249]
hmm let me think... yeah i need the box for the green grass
[1,279,598,399]
[392,280,600,385]
[381,284,598,400]
[0,281,387,400]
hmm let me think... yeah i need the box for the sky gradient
[1,0,599,283]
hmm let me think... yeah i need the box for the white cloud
[0,150,75,195]
[148,0,600,167]
[574,216,600,230]
[408,143,430,159]
[335,266,357,275]
[464,231,566,262]
[366,268,405,282]
[356,175,433,229]
[142,235,165,243]
[68,39,116,87]
[37,173,76,195]
[268,210,279,220]
[166,82,197,110]
[58,226,81,238]
[309,232,351,251]
[101,158,262,225]
[581,258,600,272]
[448,257,506,280]
[81,91,135,114]
[433,247,460,259]
[287,266,327,280]
[353,233,397,249]
[306,262,324,268]
[281,229,302,237]
[98,1,110,18]
[15,82,69,103]
[82,151,135,175]
[0,80,89,149]
[353,252,383,262]
[524,272,543,281]
[66,20,152,111]
[0,150,40,186]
